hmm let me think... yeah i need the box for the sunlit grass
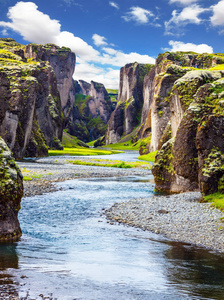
[138,151,158,162]
[203,192,224,211]
[209,64,224,71]
[102,139,141,151]
[67,158,151,169]
[49,147,123,156]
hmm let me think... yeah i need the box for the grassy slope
[138,151,158,162]
[62,131,89,148]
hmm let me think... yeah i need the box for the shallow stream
[1,152,224,299]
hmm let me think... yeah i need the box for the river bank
[105,192,224,253]
[18,158,151,197]
[18,157,224,254]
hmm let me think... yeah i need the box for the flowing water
[1,153,224,299]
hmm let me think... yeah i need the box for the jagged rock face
[140,52,224,154]
[106,63,151,144]
[0,137,23,241]
[66,80,113,142]
[25,43,76,117]
[152,68,224,195]
[0,38,74,158]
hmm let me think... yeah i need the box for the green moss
[203,192,224,211]
[202,148,224,178]
[62,130,89,148]
[139,136,151,154]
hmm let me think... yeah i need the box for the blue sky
[0,0,224,88]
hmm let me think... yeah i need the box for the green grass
[102,139,141,151]
[23,175,32,181]
[209,64,224,70]
[106,89,118,94]
[62,131,88,148]
[138,151,158,162]
[87,140,96,146]
[67,159,151,169]
[49,147,122,156]
[203,192,224,211]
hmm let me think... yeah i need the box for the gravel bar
[18,159,224,253]
[105,192,224,253]
[18,160,150,197]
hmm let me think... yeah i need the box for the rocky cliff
[105,62,153,144]
[0,137,23,241]
[149,52,224,196]
[67,80,113,142]
[0,38,76,159]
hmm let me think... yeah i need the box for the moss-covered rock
[0,137,23,241]
[0,38,74,158]
[153,64,224,196]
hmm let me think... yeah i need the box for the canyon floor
[18,157,224,254]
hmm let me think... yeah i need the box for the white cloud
[169,0,199,5]
[122,6,154,24]
[165,4,208,34]
[101,47,155,67]
[56,31,100,61]
[0,1,156,88]
[168,40,213,53]
[0,1,100,61]
[1,29,8,36]
[92,34,108,47]
[210,0,224,26]
[109,1,119,10]
[0,1,61,44]
[73,61,120,89]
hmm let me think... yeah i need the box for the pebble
[105,192,224,253]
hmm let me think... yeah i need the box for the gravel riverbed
[105,192,224,253]
[18,159,224,253]
[1,158,223,299]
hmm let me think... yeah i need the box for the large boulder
[0,137,23,241]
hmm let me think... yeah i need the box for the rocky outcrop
[0,137,23,241]
[0,38,76,158]
[152,66,224,196]
[105,63,153,144]
[66,80,113,142]
[25,43,76,117]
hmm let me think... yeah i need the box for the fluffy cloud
[210,0,224,26]
[102,47,155,67]
[122,6,154,24]
[0,2,61,44]
[168,40,213,53]
[92,34,108,47]
[0,1,155,88]
[109,1,119,10]
[165,4,208,34]
[74,62,120,89]
[169,0,199,5]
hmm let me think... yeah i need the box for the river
[0,152,224,299]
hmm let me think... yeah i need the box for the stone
[0,137,23,241]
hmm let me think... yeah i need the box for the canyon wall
[148,53,224,196]
[0,38,76,159]
[67,80,113,142]
[105,62,153,144]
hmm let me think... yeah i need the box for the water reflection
[164,242,224,299]
[1,174,224,299]
[0,243,19,298]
